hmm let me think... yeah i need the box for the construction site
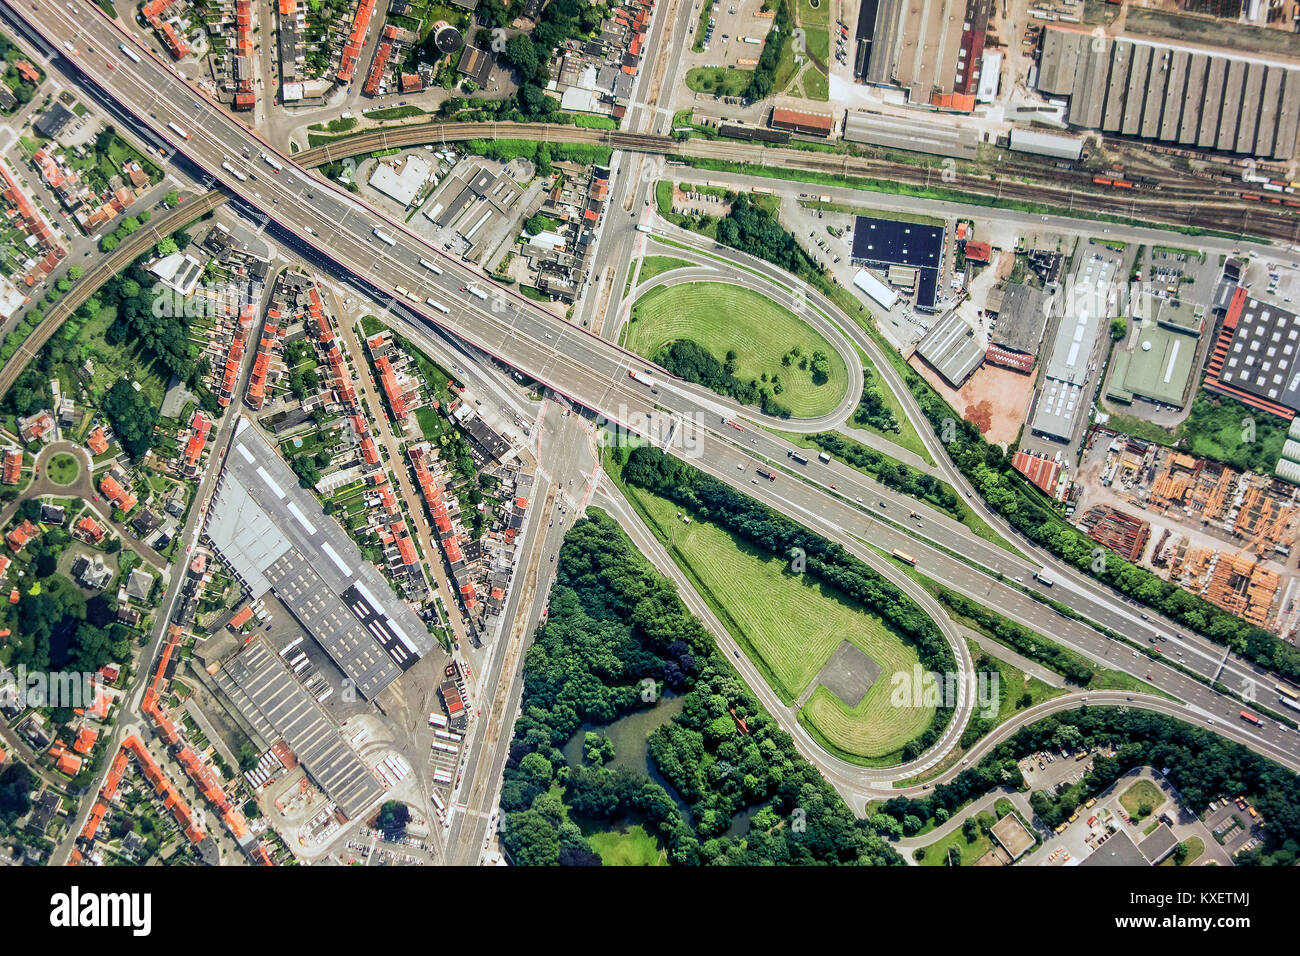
[1074,426,1300,641]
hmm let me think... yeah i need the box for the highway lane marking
[50,3,1300,733]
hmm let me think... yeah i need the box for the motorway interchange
[7,0,1300,827]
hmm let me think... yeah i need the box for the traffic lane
[690,433,1300,761]
[885,692,1300,802]
[644,223,1274,693]
[34,4,1293,741]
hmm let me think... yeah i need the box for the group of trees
[622,445,956,761]
[5,567,128,675]
[880,707,1300,865]
[715,194,819,279]
[498,510,904,865]
[653,339,791,418]
[496,0,604,116]
[102,379,158,460]
[744,0,793,101]
[853,367,900,434]
[807,432,963,518]
[0,33,38,109]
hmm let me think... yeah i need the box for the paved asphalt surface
[10,0,1300,845]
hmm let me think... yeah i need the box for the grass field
[685,66,752,97]
[622,475,935,760]
[979,641,1063,725]
[1161,835,1204,866]
[1120,779,1165,820]
[46,453,80,486]
[635,255,692,286]
[915,810,997,865]
[625,281,848,419]
[586,824,666,865]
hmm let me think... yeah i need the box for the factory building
[1036,26,1300,160]
[856,0,992,108]
[843,109,980,159]
[850,216,946,311]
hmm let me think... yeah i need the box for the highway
[625,215,1293,709]
[10,0,1300,784]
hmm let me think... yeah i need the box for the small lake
[563,694,690,818]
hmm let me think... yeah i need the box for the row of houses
[29,147,148,236]
[518,162,609,304]
[552,0,653,120]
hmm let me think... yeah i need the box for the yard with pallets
[624,476,934,762]
[625,281,848,419]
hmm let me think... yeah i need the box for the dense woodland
[498,510,904,865]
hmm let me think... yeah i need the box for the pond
[563,693,690,818]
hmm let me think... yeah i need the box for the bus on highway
[220,160,247,182]
[891,549,917,566]
[418,257,443,274]
[373,228,397,245]
[119,43,141,64]
[262,153,283,173]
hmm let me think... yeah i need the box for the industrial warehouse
[202,419,438,700]
[1204,289,1300,417]
[1105,294,1204,410]
[1036,25,1300,159]
[850,215,946,311]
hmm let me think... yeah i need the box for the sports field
[627,479,934,760]
[626,281,849,418]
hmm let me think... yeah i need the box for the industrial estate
[0,0,1296,895]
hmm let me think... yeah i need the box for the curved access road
[621,264,864,432]
[0,189,227,400]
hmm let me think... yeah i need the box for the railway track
[0,189,228,399]
[5,120,1296,404]
[296,121,1300,242]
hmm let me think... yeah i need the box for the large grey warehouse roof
[843,110,979,159]
[1044,253,1115,387]
[1036,25,1300,160]
[991,282,1050,355]
[204,418,435,699]
[916,311,985,387]
[217,641,384,819]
